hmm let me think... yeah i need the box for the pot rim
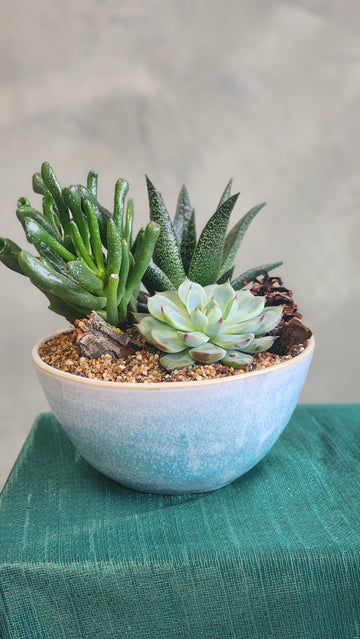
[32,328,315,390]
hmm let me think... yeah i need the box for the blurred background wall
[1,0,359,488]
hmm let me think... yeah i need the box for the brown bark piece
[72,312,141,359]
[272,317,313,355]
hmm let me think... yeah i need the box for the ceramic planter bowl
[32,330,314,494]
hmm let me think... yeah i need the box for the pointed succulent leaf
[146,177,186,287]
[223,315,264,335]
[239,335,277,353]
[185,283,207,314]
[203,317,225,338]
[254,306,283,335]
[179,208,196,274]
[137,315,168,343]
[161,304,194,332]
[142,260,176,296]
[188,193,239,286]
[203,297,215,312]
[213,334,254,350]
[211,281,235,311]
[220,203,266,278]
[231,261,283,290]
[133,311,149,322]
[189,342,227,364]
[217,178,233,208]
[147,292,186,322]
[160,350,195,371]
[177,331,209,348]
[203,283,217,299]
[178,278,192,305]
[151,326,186,353]
[221,351,253,369]
[217,266,234,285]
[222,295,239,322]
[173,185,192,246]
[204,303,223,325]
[160,289,184,303]
[190,307,208,331]
[231,290,265,322]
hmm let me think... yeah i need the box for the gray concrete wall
[1,0,359,487]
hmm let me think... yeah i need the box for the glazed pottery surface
[32,331,314,494]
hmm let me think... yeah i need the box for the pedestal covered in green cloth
[1,405,359,638]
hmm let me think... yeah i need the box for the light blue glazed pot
[33,330,314,494]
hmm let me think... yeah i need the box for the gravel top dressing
[39,329,305,384]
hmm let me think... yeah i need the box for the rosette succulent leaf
[142,178,283,295]
[136,279,283,370]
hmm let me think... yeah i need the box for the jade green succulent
[141,177,282,296]
[136,279,283,370]
[0,162,160,327]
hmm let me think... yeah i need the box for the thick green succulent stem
[17,196,31,208]
[69,220,99,273]
[41,162,71,238]
[87,171,98,197]
[17,205,62,242]
[124,199,134,247]
[83,199,105,276]
[107,273,119,326]
[1,166,162,329]
[124,222,160,305]
[0,237,25,274]
[65,259,105,294]
[42,192,62,236]
[74,185,110,249]
[18,251,106,311]
[32,172,47,195]
[33,241,68,276]
[117,239,130,324]
[22,217,76,262]
[106,218,122,278]
[113,178,129,233]
[62,186,89,248]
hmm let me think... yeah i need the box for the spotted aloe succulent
[136,279,283,370]
[141,177,282,296]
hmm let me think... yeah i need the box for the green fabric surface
[0,405,359,639]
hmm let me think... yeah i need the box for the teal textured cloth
[0,404,359,638]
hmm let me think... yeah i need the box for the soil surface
[39,329,306,383]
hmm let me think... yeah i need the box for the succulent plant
[141,177,283,296]
[0,162,160,327]
[136,279,283,370]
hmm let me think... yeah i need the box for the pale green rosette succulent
[136,279,283,370]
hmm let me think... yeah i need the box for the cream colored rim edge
[32,329,315,390]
